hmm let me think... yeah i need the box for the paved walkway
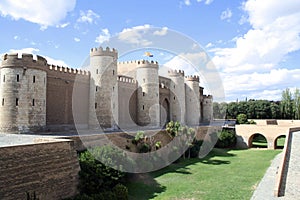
[251,131,300,200]
[282,131,300,199]
[251,152,283,200]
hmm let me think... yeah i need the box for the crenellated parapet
[168,69,185,77]
[117,75,136,84]
[185,75,199,82]
[90,46,118,58]
[136,60,158,69]
[1,53,47,71]
[48,64,90,76]
[203,95,213,99]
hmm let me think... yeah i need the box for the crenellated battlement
[203,95,213,99]
[48,64,90,76]
[185,75,199,82]
[117,75,136,84]
[1,53,48,70]
[168,69,185,77]
[90,46,118,58]
[136,60,158,69]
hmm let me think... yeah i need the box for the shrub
[189,140,203,158]
[236,113,248,124]
[139,143,150,153]
[113,184,128,200]
[78,146,126,194]
[215,130,236,148]
[135,131,145,141]
[166,121,181,137]
[155,141,162,150]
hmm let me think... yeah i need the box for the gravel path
[251,152,283,200]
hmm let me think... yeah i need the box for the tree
[280,88,293,119]
[236,113,248,124]
[270,101,280,119]
[293,88,300,119]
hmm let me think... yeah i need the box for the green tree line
[213,88,300,120]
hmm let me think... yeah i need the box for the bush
[215,130,236,148]
[166,121,181,137]
[78,146,126,194]
[113,184,128,200]
[189,140,203,158]
[138,143,150,153]
[236,113,248,124]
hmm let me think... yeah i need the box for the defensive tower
[136,60,160,127]
[0,53,47,132]
[185,75,201,125]
[89,47,118,129]
[168,70,186,125]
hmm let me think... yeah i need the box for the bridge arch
[248,133,268,148]
[274,135,286,149]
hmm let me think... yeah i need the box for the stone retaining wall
[0,140,80,200]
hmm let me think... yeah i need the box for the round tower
[89,47,118,129]
[168,70,186,125]
[185,75,201,126]
[0,53,47,133]
[136,60,160,127]
[202,95,213,122]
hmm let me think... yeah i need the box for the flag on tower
[144,52,153,57]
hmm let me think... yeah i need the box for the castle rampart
[0,46,212,133]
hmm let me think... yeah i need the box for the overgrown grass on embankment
[127,148,281,200]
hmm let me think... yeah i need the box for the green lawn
[127,148,281,200]
[252,135,268,148]
[276,137,286,149]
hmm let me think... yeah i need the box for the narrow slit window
[143,92,145,96]
[32,99,35,106]
[95,103,97,109]
[2,98,4,106]
[143,105,145,110]
[113,70,115,76]
[16,98,19,106]
[113,86,114,91]
[96,69,98,74]
[174,96,176,100]
[96,86,98,92]
[3,75,5,82]
[33,76,36,83]
[17,74,19,82]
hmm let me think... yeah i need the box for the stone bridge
[235,120,300,149]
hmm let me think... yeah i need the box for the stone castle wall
[0,140,79,200]
[0,47,213,133]
[117,76,138,128]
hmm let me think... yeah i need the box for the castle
[0,47,213,133]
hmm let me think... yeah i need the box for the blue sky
[0,0,299,102]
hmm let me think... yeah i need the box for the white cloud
[220,8,232,21]
[118,24,153,46]
[13,35,20,40]
[210,0,300,101]
[153,27,168,36]
[184,0,191,6]
[9,48,39,55]
[44,56,69,67]
[56,22,70,28]
[197,0,213,5]
[7,48,69,66]
[95,28,111,44]
[0,0,76,30]
[74,37,80,42]
[77,10,100,24]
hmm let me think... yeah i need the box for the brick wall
[0,140,80,200]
